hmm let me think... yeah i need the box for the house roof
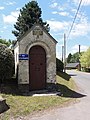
[16,22,58,44]
[66,63,80,68]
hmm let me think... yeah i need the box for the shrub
[81,67,90,72]
[0,43,14,83]
[56,58,64,72]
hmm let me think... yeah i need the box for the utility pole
[78,45,81,71]
[62,46,64,62]
[79,45,80,54]
[64,33,66,72]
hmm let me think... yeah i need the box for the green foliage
[0,43,14,82]
[12,1,50,38]
[70,52,80,63]
[0,39,12,47]
[67,52,80,63]
[56,58,64,72]
[80,47,90,68]
[1,72,76,119]
[67,53,72,63]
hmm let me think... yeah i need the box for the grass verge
[0,72,76,119]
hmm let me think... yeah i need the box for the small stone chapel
[14,23,57,92]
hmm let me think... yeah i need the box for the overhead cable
[67,0,83,40]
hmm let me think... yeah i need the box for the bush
[81,67,90,72]
[0,43,14,83]
[56,58,64,72]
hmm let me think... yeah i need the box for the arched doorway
[29,45,46,90]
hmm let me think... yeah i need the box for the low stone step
[0,96,9,114]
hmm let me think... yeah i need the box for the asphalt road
[23,70,90,120]
[67,70,90,96]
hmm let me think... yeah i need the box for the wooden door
[29,45,46,90]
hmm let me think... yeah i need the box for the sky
[0,0,90,59]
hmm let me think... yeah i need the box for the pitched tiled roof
[66,63,80,68]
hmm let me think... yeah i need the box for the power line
[67,0,83,40]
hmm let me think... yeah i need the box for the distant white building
[66,62,81,70]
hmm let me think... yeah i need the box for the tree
[0,39,12,47]
[70,52,80,63]
[80,47,90,68]
[67,53,72,63]
[12,1,50,38]
[67,52,80,63]
[0,43,14,83]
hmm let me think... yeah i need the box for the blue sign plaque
[19,54,29,60]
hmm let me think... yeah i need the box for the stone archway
[29,45,46,90]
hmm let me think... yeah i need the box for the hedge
[0,43,14,83]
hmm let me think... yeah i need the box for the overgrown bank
[0,72,77,119]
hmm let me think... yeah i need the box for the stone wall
[14,24,57,91]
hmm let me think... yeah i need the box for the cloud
[58,6,65,11]
[70,16,90,38]
[3,11,20,24]
[56,44,64,59]
[71,8,77,13]
[48,11,90,40]
[52,11,69,16]
[73,0,90,6]
[59,12,69,16]
[52,11,58,14]
[0,6,4,10]
[5,1,16,6]
[16,7,20,11]
[47,20,69,32]
[50,2,58,8]
[3,26,7,29]
[1,30,4,33]
[50,1,69,11]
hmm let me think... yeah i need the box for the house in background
[14,23,57,92]
[66,62,81,70]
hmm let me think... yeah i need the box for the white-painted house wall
[14,41,19,75]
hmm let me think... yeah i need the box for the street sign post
[19,54,29,60]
